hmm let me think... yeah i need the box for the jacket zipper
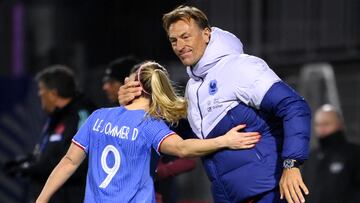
[191,68,205,139]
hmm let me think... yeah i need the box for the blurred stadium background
[0,0,359,202]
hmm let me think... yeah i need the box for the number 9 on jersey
[99,145,121,188]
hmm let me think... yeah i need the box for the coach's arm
[260,81,311,203]
[231,55,311,203]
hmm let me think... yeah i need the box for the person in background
[103,57,196,203]
[4,65,96,203]
[303,104,360,203]
[103,56,140,105]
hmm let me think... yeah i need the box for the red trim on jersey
[72,139,86,151]
[157,132,176,153]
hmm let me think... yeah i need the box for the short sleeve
[144,119,175,155]
[72,110,99,153]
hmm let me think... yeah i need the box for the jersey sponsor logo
[209,79,218,95]
[92,118,139,141]
[206,98,223,112]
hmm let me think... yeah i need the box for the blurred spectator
[102,56,140,105]
[303,104,360,203]
[3,65,96,203]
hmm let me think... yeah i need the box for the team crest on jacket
[209,80,218,95]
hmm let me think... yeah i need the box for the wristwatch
[283,159,301,169]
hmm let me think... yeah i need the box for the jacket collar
[186,27,244,80]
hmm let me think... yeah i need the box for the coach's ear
[202,27,211,44]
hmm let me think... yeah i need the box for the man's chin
[180,59,194,66]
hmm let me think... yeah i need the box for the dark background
[0,0,359,202]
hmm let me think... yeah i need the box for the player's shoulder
[91,107,113,115]
[142,116,165,125]
[141,116,168,130]
[88,106,124,118]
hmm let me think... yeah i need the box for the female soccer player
[36,61,261,203]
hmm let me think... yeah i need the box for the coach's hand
[280,168,309,203]
[118,77,143,105]
[222,124,261,149]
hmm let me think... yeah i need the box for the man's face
[38,81,57,114]
[168,18,210,66]
[102,79,122,103]
[314,111,343,138]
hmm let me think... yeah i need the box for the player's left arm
[36,143,86,203]
[260,82,311,203]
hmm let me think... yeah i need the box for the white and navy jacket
[185,27,311,202]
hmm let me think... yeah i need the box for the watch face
[283,159,294,168]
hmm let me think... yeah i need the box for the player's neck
[124,97,150,111]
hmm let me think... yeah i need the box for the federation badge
[209,80,218,95]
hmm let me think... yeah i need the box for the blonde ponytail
[136,62,187,125]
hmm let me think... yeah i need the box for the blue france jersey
[72,106,174,203]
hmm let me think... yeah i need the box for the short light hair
[162,5,210,34]
[316,104,343,122]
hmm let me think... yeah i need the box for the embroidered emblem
[209,80,218,95]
